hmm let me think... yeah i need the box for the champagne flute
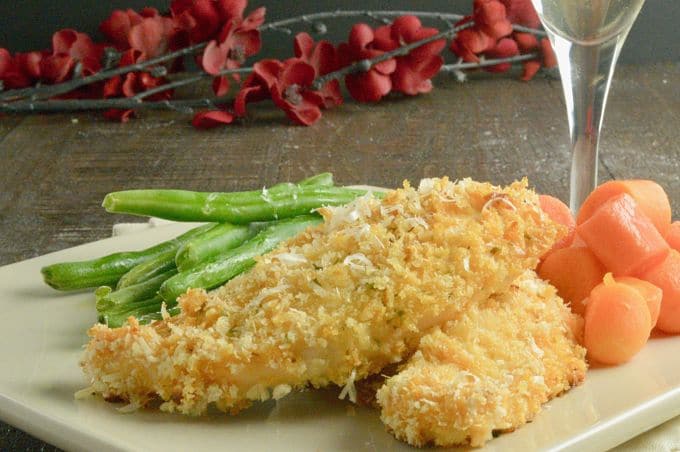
[530,0,646,212]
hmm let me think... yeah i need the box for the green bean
[159,215,322,303]
[175,223,255,272]
[95,268,177,312]
[135,305,181,326]
[100,296,169,328]
[102,186,369,223]
[116,249,177,289]
[41,223,215,291]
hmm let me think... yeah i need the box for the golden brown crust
[376,271,587,447]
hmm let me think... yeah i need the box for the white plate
[1,222,679,452]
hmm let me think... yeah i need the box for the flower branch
[0,0,555,127]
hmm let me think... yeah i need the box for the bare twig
[440,53,538,71]
[0,97,232,113]
[133,67,253,101]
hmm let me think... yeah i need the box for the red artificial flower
[0,49,28,89]
[212,75,231,96]
[234,58,325,125]
[483,37,519,73]
[337,23,396,102]
[449,20,496,63]
[101,9,177,61]
[473,0,513,40]
[128,15,177,60]
[40,30,103,83]
[293,32,342,108]
[372,16,445,95]
[0,50,46,89]
[192,109,235,128]
[499,0,541,28]
[201,10,264,75]
[100,9,145,50]
[199,5,264,97]
[513,32,556,80]
[232,64,273,116]
[450,0,513,63]
[170,0,262,46]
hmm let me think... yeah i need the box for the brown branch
[0,97,232,113]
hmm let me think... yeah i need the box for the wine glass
[530,0,646,212]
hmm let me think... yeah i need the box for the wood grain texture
[0,62,678,450]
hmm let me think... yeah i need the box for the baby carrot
[666,221,680,252]
[584,274,651,365]
[539,194,575,256]
[577,180,672,237]
[577,193,670,276]
[640,250,680,334]
[538,246,606,316]
[615,276,662,331]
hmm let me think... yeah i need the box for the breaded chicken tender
[375,270,587,447]
[81,178,561,418]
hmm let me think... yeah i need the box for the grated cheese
[338,369,357,403]
[272,252,308,265]
[343,253,374,271]
[481,193,517,213]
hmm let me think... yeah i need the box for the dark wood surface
[0,62,678,450]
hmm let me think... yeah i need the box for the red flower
[100,9,145,51]
[128,15,177,60]
[499,0,541,28]
[513,32,556,80]
[293,32,342,108]
[233,59,277,116]
[450,0,513,63]
[101,9,177,61]
[201,9,264,75]
[473,0,513,39]
[192,109,235,128]
[40,30,103,83]
[170,0,262,46]
[449,19,496,63]
[234,58,325,125]
[337,23,396,102]
[199,5,264,97]
[0,49,46,89]
[372,16,445,95]
[483,37,519,73]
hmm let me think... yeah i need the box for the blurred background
[1,0,678,63]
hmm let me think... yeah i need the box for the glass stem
[549,32,626,213]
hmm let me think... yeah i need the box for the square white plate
[1,223,679,452]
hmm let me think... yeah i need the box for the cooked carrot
[640,250,680,334]
[539,194,575,256]
[577,193,670,276]
[538,246,606,316]
[584,274,651,365]
[576,180,672,237]
[571,234,587,248]
[615,276,662,331]
[666,221,680,252]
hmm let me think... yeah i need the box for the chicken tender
[376,270,587,447]
[81,178,561,416]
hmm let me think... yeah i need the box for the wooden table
[0,62,678,450]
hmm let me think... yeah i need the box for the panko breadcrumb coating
[81,177,570,444]
[375,270,587,447]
